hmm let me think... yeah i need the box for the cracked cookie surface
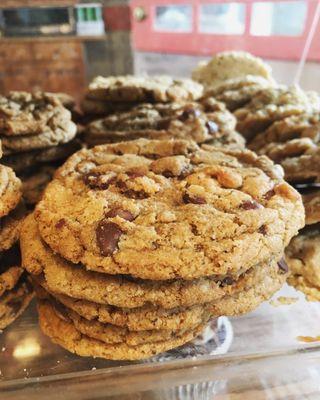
[34,139,304,280]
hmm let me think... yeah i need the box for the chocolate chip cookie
[235,86,320,141]
[38,300,205,360]
[84,101,243,149]
[0,165,22,218]
[202,75,274,111]
[85,76,203,103]
[34,139,304,280]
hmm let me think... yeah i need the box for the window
[154,5,192,32]
[199,3,246,35]
[251,1,307,37]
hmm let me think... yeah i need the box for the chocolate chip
[83,172,115,190]
[259,225,267,235]
[162,170,175,178]
[124,190,148,200]
[105,208,135,221]
[126,171,145,179]
[55,219,66,229]
[178,107,201,121]
[264,189,275,200]
[278,258,289,274]
[240,200,261,210]
[157,119,171,130]
[96,220,123,256]
[206,121,218,135]
[183,193,206,205]
[220,276,235,287]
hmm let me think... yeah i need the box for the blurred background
[0,0,319,100]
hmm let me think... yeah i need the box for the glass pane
[199,3,246,35]
[251,1,307,37]
[154,5,192,32]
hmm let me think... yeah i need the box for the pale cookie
[38,300,205,360]
[21,214,279,309]
[0,91,75,137]
[85,75,203,103]
[249,114,320,152]
[34,139,304,280]
[0,165,22,218]
[33,276,210,332]
[235,86,320,141]
[84,101,243,149]
[0,202,26,251]
[192,51,274,89]
[286,224,320,300]
[203,75,274,111]
[0,279,34,329]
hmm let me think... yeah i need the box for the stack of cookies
[20,139,304,360]
[0,91,80,206]
[0,148,33,329]
[81,75,204,121]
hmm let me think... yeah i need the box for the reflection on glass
[199,3,246,35]
[154,5,192,32]
[251,1,307,36]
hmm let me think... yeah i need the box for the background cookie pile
[20,137,303,360]
[0,149,33,329]
[192,51,319,302]
[0,92,80,207]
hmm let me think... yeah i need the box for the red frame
[131,0,320,61]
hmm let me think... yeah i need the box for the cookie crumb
[270,296,298,307]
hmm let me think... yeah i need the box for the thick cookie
[0,202,26,251]
[85,76,203,103]
[0,279,34,329]
[286,224,320,301]
[192,51,274,89]
[84,101,243,149]
[81,98,139,117]
[38,300,205,360]
[34,139,304,280]
[203,76,274,111]
[2,119,77,155]
[0,91,75,137]
[0,245,23,297]
[249,114,320,152]
[0,165,22,218]
[235,86,320,141]
[2,139,83,174]
[21,214,279,309]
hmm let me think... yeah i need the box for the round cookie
[85,75,203,103]
[235,86,320,141]
[21,214,279,309]
[33,276,210,332]
[192,51,274,89]
[38,300,205,360]
[34,138,304,280]
[286,224,320,299]
[84,101,243,149]
[2,139,83,174]
[202,75,274,111]
[2,119,77,155]
[0,279,34,329]
[0,165,22,218]
[0,202,26,251]
[0,91,75,137]
[249,113,320,152]
[301,189,320,225]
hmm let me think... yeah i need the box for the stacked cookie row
[193,51,320,301]
[0,91,80,206]
[82,75,245,151]
[21,139,304,360]
[0,146,33,329]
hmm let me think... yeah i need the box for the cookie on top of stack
[81,75,203,121]
[20,138,304,360]
[0,91,81,206]
[0,147,33,329]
